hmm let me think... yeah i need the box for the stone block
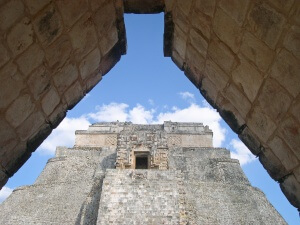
[90,0,107,11]
[0,0,24,30]
[219,0,250,25]
[266,0,294,14]
[189,28,208,58]
[42,87,60,116]
[238,126,261,155]
[247,106,276,143]
[64,81,84,110]
[186,44,205,75]
[259,147,288,181]
[7,17,33,56]
[248,2,285,49]
[176,0,193,16]
[216,94,245,134]
[27,66,51,100]
[94,2,116,36]
[278,116,300,157]
[33,4,63,46]
[79,48,101,80]
[171,50,184,70]
[208,37,237,74]
[194,0,216,17]
[173,26,187,62]
[27,123,52,152]
[24,0,51,15]
[5,94,35,128]
[99,25,118,56]
[294,166,300,183]
[200,77,219,104]
[268,136,299,171]
[191,10,211,39]
[44,35,72,70]
[290,98,300,123]
[55,0,88,29]
[257,78,292,121]
[53,63,79,94]
[49,104,66,129]
[213,7,242,53]
[16,43,44,76]
[223,83,251,119]
[240,31,274,72]
[0,63,23,110]
[0,169,8,188]
[204,59,229,92]
[86,73,103,94]
[283,25,300,59]
[0,119,18,154]
[69,13,98,61]
[17,111,45,141]
[280,174,300,208]
[270,49,300,98]
[173,7,189,34]
[0,43,9,68]
[232,56,263,102]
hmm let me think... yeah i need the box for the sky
[1,14,298,224]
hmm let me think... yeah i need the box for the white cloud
[154,103,226,147]
[179,91,195,101]
[88,103,128,122]
[38,117,90,155]
[0,186,13,203]
[128,104,153,124]
[230,139,256,166]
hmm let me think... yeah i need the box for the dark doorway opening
[135,156,148,169]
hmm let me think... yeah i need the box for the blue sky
[1,14,298,224]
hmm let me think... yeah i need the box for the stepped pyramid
[0,122,286,224]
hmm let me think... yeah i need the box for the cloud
[230,139,256,166]
[128,104,153,124]
[88,103,129,122]
[38,117,90,155]
[0,186,13,203]
[179,91,195,103]
[154,103,226,147]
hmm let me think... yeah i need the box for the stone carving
[105,136,117,145]
[168,135,182,146]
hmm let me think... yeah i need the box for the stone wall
[164,0,300,209]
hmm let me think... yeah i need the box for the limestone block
[268,136,299,171]
[94,2,116,36]
[213,7,243,53]
[0,119,18,155]
[69,13,98,61]
[201,77,219,104]
[191,10,211,39]
[204,59,229,92]
[266,0,295,14]
[53,63,78,94]
[240,31,274,72]
[290,98,300,123]
[259,147,288,180]
[194,0,216,17]
[17,111,45,141]
[280,174,300,208]
[294,166,300,183]
[257,78,292,121]
[238,126,261,155]
[5,94,35,128]
[219,0,250,25]
[99,25,118,56]
[16,43,45,76]
[292,4,300,25]
[247,106,276,143]
[32,4,63,46]
[86,72,103,94]
[27,66,51,100]
[189,28,208,57]
[173,7,189,34]
[48,104,66,129]
[173,26,187,62]
[223,83,251,119]
[0,63,23,109]
[90,0,107,11]
[278,116,300,157]
[42,87,60,116]
[283,25,300,59]
[208,37,237,74]
[7,17,33,56]
[55,0,88,29]
[176,0,193,16]
[0,169,8,188]
[64,81,83,110]
[186,44,205,75]
[270,49,300,98]
[0,0,24,30]
[232,57,263,102]
[24,0,51,15]
[248,2,285,49]
[79,48,101,80]
[0,43,9,68]
[45,35,72,70]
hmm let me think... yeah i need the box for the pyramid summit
[0,122,286,224]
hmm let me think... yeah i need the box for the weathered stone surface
[79,48,101,80]
[53,63,79,94]
[191,9,212,39]
[219,0,250,25]
[280,174,300,209]
[189,28,208,57]
[32,4,63,46]
[41,87,60,115]
[204,59,229,92]
[24,0,51,15]
[194,0,216,17]
[5,94,35,128]
[232,56,263,102]
[173,26,187,62]
[7,17,33,56]
[0,0,24,30]
[0,43,9,68]
[238,126,261,155]
[27,66,51,100]
[0,119,18,154]
[266,0,295,14]
[124,0,164,13]
[64,81,84,110]
[270,49,300,98]
[283,25,300,59]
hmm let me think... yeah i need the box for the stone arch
[0,0,299,210]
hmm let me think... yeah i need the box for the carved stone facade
[0,122,287,224]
